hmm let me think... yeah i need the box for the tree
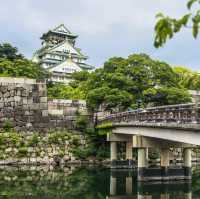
[47,83,86,100]
[71,54,191,112]
[173,66,200,90]
[0,43,23,60]
[143,87,192,106]
[0,58,49,80]
[0,42,49,80]
[154,0,200,47]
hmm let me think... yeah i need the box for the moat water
[0,166,200,199]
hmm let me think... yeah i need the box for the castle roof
[41,24,78,40]
[49,57,82,74]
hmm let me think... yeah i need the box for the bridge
[97,103,200,181]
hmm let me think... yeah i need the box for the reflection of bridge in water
[107,171,192,199]
[98,103,200,181]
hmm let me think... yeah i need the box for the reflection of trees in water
[0,166,109,199]
[0,166,198,199]
[191,168,200,196]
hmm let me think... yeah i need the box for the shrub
[2,120,13,132]
[18,147,28,158]
[0,134,6,145]
[71,136,80,146]
[48,133,61,144]
[75,114,88,132]
[71,147,90,160]
[28,134,39,147]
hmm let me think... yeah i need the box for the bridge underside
[112,125,200,146]
[107,125,198,182]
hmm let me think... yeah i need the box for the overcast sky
[0,0,199,71]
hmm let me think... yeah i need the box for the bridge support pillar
[184,192,192,199]
[125,176,132,194]
[110,142,117,161]
[126,142,133,160]
[160,193,170,199]
[160,148,170,179]
[137,148,147,181]
[183,148,192,180]
[126,142,133,167]
[110,176,117,196]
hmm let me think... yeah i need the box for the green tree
[0,42,49,80]
[143,87,192,106]
[72,53,191,111]
[0,58,49,80]
[173,66,200,90]
[154,0,200,47]
[47,82,86,99]
[0,43,23,60]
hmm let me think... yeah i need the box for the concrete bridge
[98,103,200,181]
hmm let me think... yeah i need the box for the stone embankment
[0,77,93,165]
[0,131,87,166]
[0,77,79,132]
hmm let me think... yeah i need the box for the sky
[0,0,199,71]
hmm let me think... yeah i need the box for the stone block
[21,90,28,97]
[14,95,21,102]
[40,97,47,103]
[29,103,39,110]
[22,98,28,104]
[42,110,48,117]
[16,90,21,96]
[39,103,48,109]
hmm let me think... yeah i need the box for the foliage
[73,111,109,160]
[48,131,70,145]
[0,43,23,60]
[27,133,39,147]
[148,149,160,160]
[74,111,89,132]
[2,120,13,132]
[143,87,192,106]
[47,82,86,99]
[154,1,200,47]
[71,147,91,159]
[173,66,200,90]
[96,122,113,130]
[17,147,28,158]
[70,54,191,112]
[0,43,49,80]
[0,58,50,80]
[96,122,113,135]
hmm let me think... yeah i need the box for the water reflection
[0,166,198,199]
[109,170,192,199]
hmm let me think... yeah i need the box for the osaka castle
[32,24,94,84]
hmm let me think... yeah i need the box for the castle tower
[32,24,94,83]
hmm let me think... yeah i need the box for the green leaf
[187,0,198,9]
[193,24,199,38]
[156,12,164,18]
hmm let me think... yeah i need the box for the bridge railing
[98,103,200,124]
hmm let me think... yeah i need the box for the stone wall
[0,77,75,132]
[48,99,87,116]
[189,90,200,103]
[0,131,85,165]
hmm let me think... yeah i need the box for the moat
[0,166,200,199]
